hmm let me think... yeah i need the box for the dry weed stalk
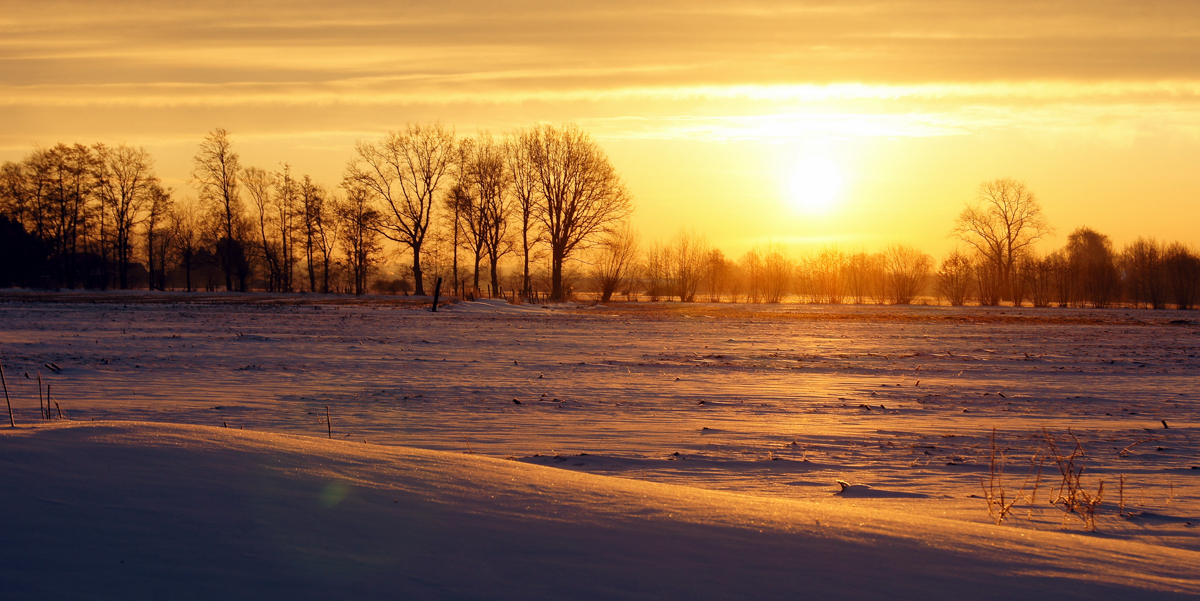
[980,428,1043,525]
[1042,428,1105,531]
[1119,437,1159,457]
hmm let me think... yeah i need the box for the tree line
[0,124,632,300]
[3,135,1199,310]
[590,177,1200,309]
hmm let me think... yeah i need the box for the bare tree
[172,201,202,292]
[144,184,174,291]
[344,123,456,296]
[670,229,710,302]
[1122,238,1167,309]
[807,247,845,304]
[192,128,245,291]
[526,124,633,301]
[299,177,336,293]
[41,144,99,288]
[1066,227,1118,308]
[335,184,382,296]
[476,137,514,296]
[953,178,1051,303]
[843,251,876,304]
[883,244,932,304]
[1026,254,1054,308]
[0,161,31,227]
[644,241,672,301]
[1164,243,1200,309]
[444,182,471,295]
[703,248,730,302]
[275,165,299,292]
[505,129,543,299]
[95,144,158,289]
[455,134,512,296]
[936,249,974,306]
[760,245,794,303]
[589,222,639,302]
[1045,250,1073,307]
[739,249,763,303]
[242,166,283,291]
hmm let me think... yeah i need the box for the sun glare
[785,156,843,214]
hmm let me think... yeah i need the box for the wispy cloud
[5,1,1200,144]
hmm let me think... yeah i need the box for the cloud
[6,1,1200,89]
[5,0,1200,146]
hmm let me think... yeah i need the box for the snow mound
[442,298,551,314]
[1,422,1197,600]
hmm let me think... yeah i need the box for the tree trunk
[473,254,482,294]
[412,242,425,296]
[489,254,500,297]
[522,233,531,299]
[551,246,564,301]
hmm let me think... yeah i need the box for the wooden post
[0,361,13,427]
[431,277,443,312]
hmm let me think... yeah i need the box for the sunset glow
[785,156,843,215]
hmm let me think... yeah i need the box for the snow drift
[1,422,1196,600]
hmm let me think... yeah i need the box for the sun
[785,156,843,214]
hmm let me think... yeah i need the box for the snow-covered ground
[2,422,1197,599]
[1,295,1198,597]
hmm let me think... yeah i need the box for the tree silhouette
[953,178,1051,304]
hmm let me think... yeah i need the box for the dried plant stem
[325,405,332,439]
[1118,474,1127,518]
[0,360,13,427]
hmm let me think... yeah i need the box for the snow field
[0,297,1196,556]
[1,422,1197,600]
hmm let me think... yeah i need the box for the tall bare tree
[451,138,490,294]
[953,178,1051,303]
[506,129,542,299]
[344,123,456,296]
[1122,238,1167,309]
[172,201,202,292]
[526,124,632,301]
[1066,227,1119,308]
[95,144,159,289]
[192,128,244,291]
[242,166,283,291]
[335,184,382,296]
[41,144,99,288]
[275,165,299,292]
[668,229,710,302]
[703,248,731,302]
[144,184,174,291]
[444,182,469,296]
[299,176,337,293]
[473,134,513,296]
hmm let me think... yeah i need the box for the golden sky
[3,0,1200,257]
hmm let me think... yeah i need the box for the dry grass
[982,428,1114,532]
